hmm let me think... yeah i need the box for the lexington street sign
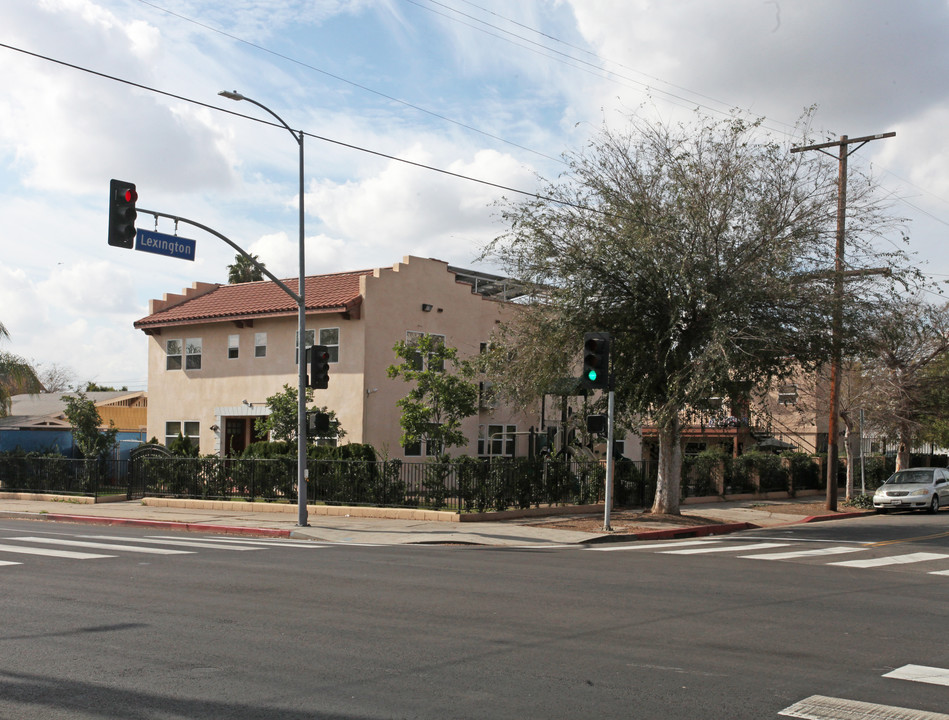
[135,229,196,261]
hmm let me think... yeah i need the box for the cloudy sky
[2,0,948,391]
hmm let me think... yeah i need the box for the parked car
[873,468,949,513]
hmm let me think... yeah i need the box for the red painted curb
[800,510,870,523]
[22,512,291,538]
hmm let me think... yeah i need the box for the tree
[861,298,949,471]
[37,362,74,393]
[0,322,42,417]
[387,334,478,455]
[61,391,119,459]
[227,252,265,284]
[254,384,345,445]
[485,111,904,514]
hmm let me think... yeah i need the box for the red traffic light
[123,188,138,203]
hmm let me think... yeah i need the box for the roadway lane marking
[868,530,949,547]
[779,694,949,719]
[0,543,113,560]
[591,540,723,552]
[658,542,789,555]
[829,552,949,568]
[884,665,949,687]
[7,537,193,555]
[929,569,949,576]
[739,546,867,560]
[0,560,22,567]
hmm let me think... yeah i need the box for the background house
[0,391,148,459]
[134,256,538,459]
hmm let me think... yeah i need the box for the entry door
[225,418,248,457]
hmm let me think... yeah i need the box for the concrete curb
[0,510,292,538]
[581,522,758,544]
[800,510,871,523]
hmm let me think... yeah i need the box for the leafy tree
[861,298,949,470]
[387,334,478,454]
[254,384,345,445]
[227,252,265,284]
[83,381,128,392]
[484,111,905,514]
[61,391,119,459]
[0,322,43,416]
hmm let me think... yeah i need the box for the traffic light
[308,344,330,389]
[581,332,611,390]
[308,411,331,434]
[108,179,138,248]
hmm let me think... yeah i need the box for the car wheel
[929,496,940,514]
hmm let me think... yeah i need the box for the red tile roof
[134,270,373,330]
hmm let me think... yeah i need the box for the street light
[220,90,309,527]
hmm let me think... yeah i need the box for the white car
[873,467,949,514]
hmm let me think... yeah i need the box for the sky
[2,0,949,392]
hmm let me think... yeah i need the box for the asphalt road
[1,513,948,720]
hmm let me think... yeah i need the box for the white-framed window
[166,339,182,370]
[165,420,199,447]
[228,334,239,359]
[405,331,445,372]
[479,424,517,457]
[320,327,340,363]
[185,338,202,370]
[295,329,316,364]
[254,332,267,358]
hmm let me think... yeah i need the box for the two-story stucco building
[134,256,536,459]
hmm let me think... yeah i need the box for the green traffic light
[587,369,597,381]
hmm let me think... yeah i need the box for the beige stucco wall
[143,256,537,457]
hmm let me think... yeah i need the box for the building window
[255,332,267,358]
[479,424,517,457]
[165,420,199,447]
[185,338,202,370]
[404,441,422,457]
[406,331,445,372]
[320,327,340,362]
[166,340,182,370]
[295,329,316,364]
[228,334,239,359]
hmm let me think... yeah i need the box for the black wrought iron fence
[0,456,130,498]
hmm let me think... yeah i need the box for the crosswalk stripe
[8,537,193,555]
[884,664,949,687]
[0,560,22,567]
[830,552,949,569]
[779,693,949,719]
[0,542,113,560]
[740,546,867,561]
[151,535,322,550]
[591,539,722,552]
[928,569,949,576]
[659,542,789,555]
[88,536,264,551]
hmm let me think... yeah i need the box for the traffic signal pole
[603,388,615,532]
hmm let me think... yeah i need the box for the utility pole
[791,132,894,511]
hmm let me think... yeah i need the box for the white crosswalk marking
[88,535,264,551]
[779,693,949,719]
[8,537,194,555]
[158,536,323,548]
[830,552,949,569]
[0,542,113,560]
[592,539,722,552]
[658,541,789,555]
[884,665,949,687]
[0,560,22,567]
[739,546,866,561]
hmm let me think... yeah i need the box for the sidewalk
[0,496,869,547]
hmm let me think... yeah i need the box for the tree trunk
[840,410,860,500]
[895,432,912,471]
[651,415,682,515]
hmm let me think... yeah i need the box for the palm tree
[227,252,265,284]
[0,322,43,416]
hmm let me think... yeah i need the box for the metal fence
[0,451,880,511]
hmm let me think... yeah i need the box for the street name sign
[135,229,196,261]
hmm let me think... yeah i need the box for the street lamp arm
[219,91,301,145]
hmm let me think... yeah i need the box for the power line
[133,0,564,165]
[0,40,621,220]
